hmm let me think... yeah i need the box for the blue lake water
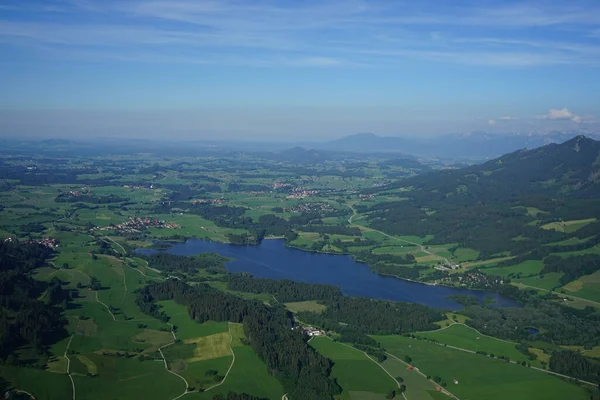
[137,239,520,310]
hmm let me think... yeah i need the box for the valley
[1,137,600,399]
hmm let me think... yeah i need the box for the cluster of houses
[95,217,179,233]
[272,181,294,189]
[286,187,320,199]
[434,263,461,272]
[63,187,92,196]
[283,202,333,214]
[122,184,155,190]
[192,198,226,205]
[294,325,325,337]
[439,272,504,288]
[3,237,58,248]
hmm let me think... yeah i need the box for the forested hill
[359,136,600,257]
[382,135,600,201]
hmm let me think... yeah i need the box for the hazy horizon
[1,0,599,140]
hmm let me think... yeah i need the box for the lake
[137,239,520,310]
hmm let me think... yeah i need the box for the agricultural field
[310,337,397,400]
[285,300,327,313]
[375,335,590,400]
[416,324,544,368]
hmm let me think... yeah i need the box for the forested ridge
[360,136,600,258]
[0,241,68,360]
[136,280,341,400]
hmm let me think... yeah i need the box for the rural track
[13,390,35,399]
[408,330,599,388]
[384,352,460,400]
[159,323,190,400]
[64,335,76,400]
[329,338,460,400]
[204,322,236,392]
[103,236,127,255]
[95,291,117,321]
[346,204,450,265]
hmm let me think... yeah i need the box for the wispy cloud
[0,0,599,67]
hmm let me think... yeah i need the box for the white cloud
[543,108,582,123]
[0,0,600,67]
[488,119,496,125]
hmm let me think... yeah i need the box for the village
[3,237,58,248]
[95,217,179,234]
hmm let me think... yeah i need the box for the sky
[0,0,599,141]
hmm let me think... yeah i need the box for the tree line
[136,280,341,400]
[0,241,68,362]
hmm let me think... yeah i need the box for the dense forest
[228,274,441,334]
[298,296,442,335]
[462,302,600,347]
[550,350,600,384]
[136,280,341,400]
[359,136,600,258]
[0,241,68,361]
[143,252,228,274]
[228,274,342,302]
[541,255,600,285]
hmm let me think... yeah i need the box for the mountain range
[315,131,600,159]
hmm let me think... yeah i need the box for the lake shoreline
[137,238,520,309]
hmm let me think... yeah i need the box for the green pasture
[375,335,589,400]
[310,337,397,400]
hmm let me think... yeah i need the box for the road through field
[347,204,450,265]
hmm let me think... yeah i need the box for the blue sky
[0,0,599,140]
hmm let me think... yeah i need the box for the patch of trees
[462,302,600,347]
[55,192,127,204]
[296,225,361,236]
[227,183,271,192]
[228,273,342,302]
[299,296,442,335]
[0,241,67,360]
[549,350,600,384]
[136,280,341,399]
[144,252,228,274]
[446,294,480,306]
[542,255,600,285]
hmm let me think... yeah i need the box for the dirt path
[103,236,127,255]
[205,322,236,392]
[418,323,517,345]
[158,323,190,400]
[333,339,459,400]
[408,331,598,388]
[348,205,357,224]
[513,282,600,308]
[95,291,116,321]
[64,335,76,400]
[384,352,459,400]
[345,204,449,265]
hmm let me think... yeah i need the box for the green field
[285,300,327,313]
[483,260,545,278]
[310,337,397,400]
[158,300,229,340]
[375,335,589,400]
[417,324,543,367]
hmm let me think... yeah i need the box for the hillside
[359,136,600,296]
